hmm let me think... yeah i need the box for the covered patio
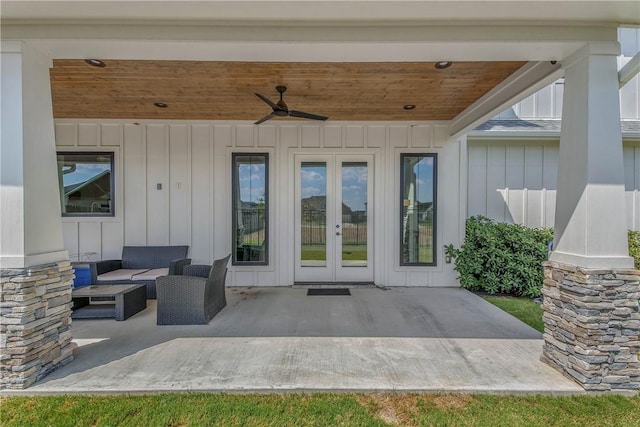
[12,287,582,394]
[1,1,639,393]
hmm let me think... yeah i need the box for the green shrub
[630,230,640,270]
[446,219,639,297]
[445,216,553,298]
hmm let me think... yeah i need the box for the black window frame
[231,153,269,266]
[57,151,115,217]
[399,153,438,266]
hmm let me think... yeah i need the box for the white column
[0,41,68,268]
[550,43,633,269]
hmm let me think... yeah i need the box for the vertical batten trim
[458,136,468,247]
[502,143,508,222]
[484,144,489,217]
[186,124,193,250]
[142,124,148,244]
[362,124,368,149]
[523,188,528,225]
[209,124,215,266]
[164,124,171,245]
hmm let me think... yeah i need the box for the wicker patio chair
[156,254,231,325]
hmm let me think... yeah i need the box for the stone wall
[542,261,640,394]
[1,261,76,389]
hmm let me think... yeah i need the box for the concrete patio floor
[13,287,583,394]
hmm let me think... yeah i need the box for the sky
[301,163,368,212]
[62,163,110,187]
[413,157,434,203]
[239,163,266,203]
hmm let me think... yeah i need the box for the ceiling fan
[254,86,328,125]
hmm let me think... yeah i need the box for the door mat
[307,288,351,296]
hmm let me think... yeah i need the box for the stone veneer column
[542,261,640,394]
[0,261,76,389]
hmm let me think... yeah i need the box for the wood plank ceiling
[50,60,526,122]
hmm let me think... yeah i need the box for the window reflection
[300,162,327,267]
[401,154,436,265]
[57,152,114,216]
[341,162,367,267]
[233,154,268,265]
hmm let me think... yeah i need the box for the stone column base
[1,261,77,389]
[541,261,640,394]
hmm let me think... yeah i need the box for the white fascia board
[466,131,561,140]
[2,1,639,25]
[466,130,639,140]
[449,61,563,139]
[619,51,640,88]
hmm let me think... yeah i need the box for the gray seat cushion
[121,246,188,270]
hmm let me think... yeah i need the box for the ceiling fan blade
[289,110,328,121]
[255,93,282,111]
[254,113,276,125]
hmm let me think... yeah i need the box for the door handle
[336,232,342,236]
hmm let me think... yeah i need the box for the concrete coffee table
[72,284,147,321]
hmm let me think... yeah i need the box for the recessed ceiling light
[435,61,452,69]
[403,104,416,110]
[85,59,106,67]
[153,102,168,108]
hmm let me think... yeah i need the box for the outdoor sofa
[156,254,231,325]
[89,245,191,299]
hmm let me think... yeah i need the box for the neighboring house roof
[470,119,640,139]
[64,170,111,196]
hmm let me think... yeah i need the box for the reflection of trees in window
[400,154,437,265]
[232,154,268,265]
[56,152,114,216]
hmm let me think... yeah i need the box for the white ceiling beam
[619,51,640,88]
[19,39,591,63]
[1,23,617,43]
[449,61,563,139]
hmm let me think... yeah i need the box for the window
[400,154,437,265]
[57,152,114,216]
[232,154,268,265]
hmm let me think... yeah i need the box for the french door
[294,154,373,283]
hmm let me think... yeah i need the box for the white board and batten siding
[55,120,463,287]
[467,139,640,231]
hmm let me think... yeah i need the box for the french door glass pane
[301,162,327,267]
[401,154,436,265]
[341,162,368,267]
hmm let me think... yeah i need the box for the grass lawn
[2,393,639,426]
[301,245,368,261]
[483,295,544,333]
